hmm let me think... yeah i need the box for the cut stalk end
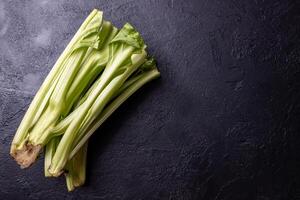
[10,144,42,168]
[48,165,64,177]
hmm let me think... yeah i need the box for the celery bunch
[10,9,160,191]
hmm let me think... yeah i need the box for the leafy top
[110,23,145,50]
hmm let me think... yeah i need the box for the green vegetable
[10,9,160,191]
[70,59,160,158]
[44,137,60,177]
[65,142,88,192]
[45,61,158,189]
[45,138,88,191]
[48,23,148,176]
[10,10,115,168]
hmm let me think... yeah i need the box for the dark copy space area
[0,0,299,199]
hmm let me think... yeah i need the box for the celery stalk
[10,9,106,168]
[10,9,161,192]
[48,23,147,176]
[28,10,105,144]
[65,142,88,192]
[44,137,60,177]
[45,137,88,192]
[71,67,160,158]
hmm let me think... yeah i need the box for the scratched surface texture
[0,0,300,199]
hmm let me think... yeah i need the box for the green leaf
[110,23,146,50]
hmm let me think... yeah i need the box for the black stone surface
[0,0,300,199]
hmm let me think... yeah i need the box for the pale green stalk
[10,8,161,192]
[28,10,104,145]
[72,52,147,145]
[49,52,146,176]
[49,23,147,176]
[65,142,88,192]
[44,138,88,192]
[11,9,99,151]
[64,65,159,192]
[10,9,105,168]
[47,26,118,137]
[63,21,118,115]
[44,137,60,177]
[70,67,160,158]
[51,71,145,135]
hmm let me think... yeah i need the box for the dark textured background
[0,0,300,199]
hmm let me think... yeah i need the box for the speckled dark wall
[0,0,299,199]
